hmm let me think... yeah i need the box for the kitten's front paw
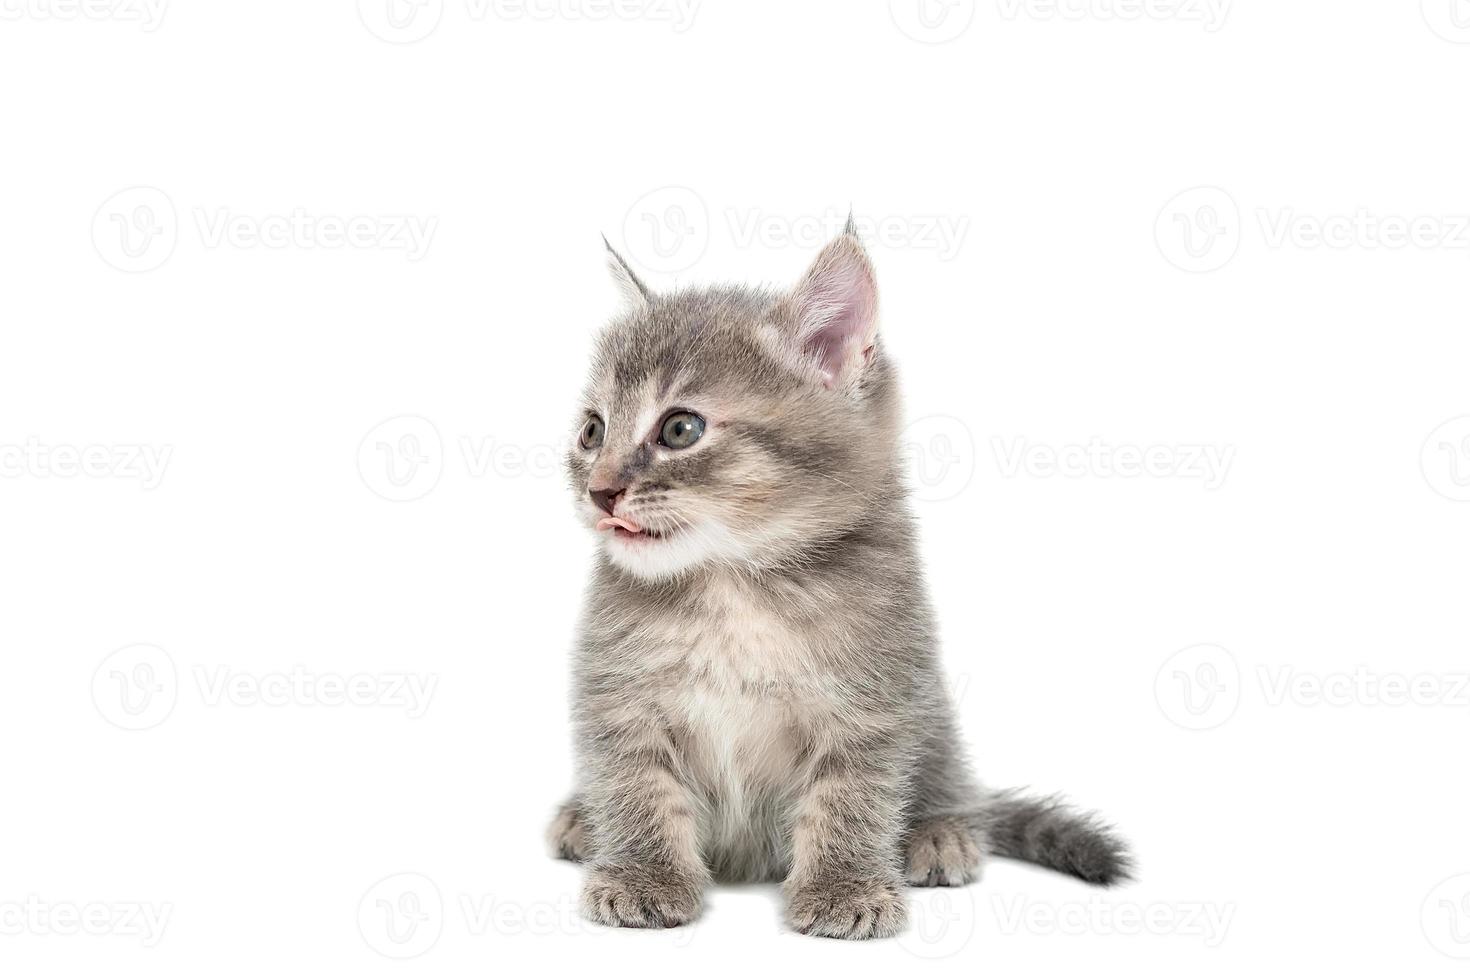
[906,816,982,887]
[581,863,703,929]
[785,877,907,940]
[546,801,588,862]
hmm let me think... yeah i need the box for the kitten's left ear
[781,227,879,389]
[602,235,652,311]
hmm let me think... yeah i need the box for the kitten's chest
[653,589,823,794]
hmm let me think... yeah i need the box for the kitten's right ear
[602,235,652,312]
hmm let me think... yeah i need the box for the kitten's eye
[579,415,605,450]
[659,411,705,450]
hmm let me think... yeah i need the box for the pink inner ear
[795,243,877,387]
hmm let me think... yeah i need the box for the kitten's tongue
[596,515,644,534]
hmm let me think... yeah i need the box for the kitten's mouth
[595,515,672,542]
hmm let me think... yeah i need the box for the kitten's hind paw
[785,877,907,940]
[546,801,588,862]
[581,863,703,929]
[906,815,982,887]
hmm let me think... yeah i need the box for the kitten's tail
[969,788,1133,886]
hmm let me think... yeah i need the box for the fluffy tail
[971,788,1133,886]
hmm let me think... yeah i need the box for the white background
[3,0,1469,975]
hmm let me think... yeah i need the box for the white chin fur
[601,518,745,580]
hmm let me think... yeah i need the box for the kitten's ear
[602,235,652,312]
[781,227,879,389]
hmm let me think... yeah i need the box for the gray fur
[551,230,1131,940]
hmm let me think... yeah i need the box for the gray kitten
[549,223,1130,940]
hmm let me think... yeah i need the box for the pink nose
[589,486,625,516]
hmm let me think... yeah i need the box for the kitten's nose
[589,486,625,516]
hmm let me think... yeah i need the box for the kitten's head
[567,226,903,581]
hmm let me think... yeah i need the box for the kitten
[549,222,1130,940]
